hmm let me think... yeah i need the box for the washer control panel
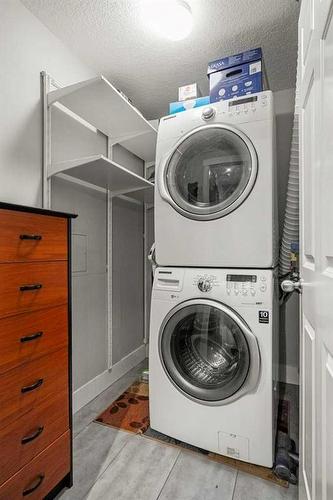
[226,274,267,297]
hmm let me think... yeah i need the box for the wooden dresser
[0,202,76,499]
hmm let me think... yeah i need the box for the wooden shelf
[49,155,154,200]
[48,76,157,162]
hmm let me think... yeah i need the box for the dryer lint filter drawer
[218,431,249,460]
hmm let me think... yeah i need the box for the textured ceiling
[21,0,300,119]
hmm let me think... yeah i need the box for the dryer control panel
[197,91,273,123]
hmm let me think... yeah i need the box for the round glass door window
[160,301,251,402]
[165,126,257,220]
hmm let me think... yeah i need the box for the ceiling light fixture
[141,0,193,41]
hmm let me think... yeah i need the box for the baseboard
[73,344,146,413]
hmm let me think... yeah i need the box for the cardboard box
[169,96,210,114]
[178,83,201,101]
[207,48,266,102]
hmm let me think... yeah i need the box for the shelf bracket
[41,71,52,209]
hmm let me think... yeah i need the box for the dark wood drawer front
[0,348,68,430]
[0,305,68,374]
[0,431,70,500]
[0,209,68,263]
[0,262,68,319]
[0,391,69,485]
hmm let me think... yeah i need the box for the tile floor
[58,361,298,500]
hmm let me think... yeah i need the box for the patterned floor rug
[94,381,149,433]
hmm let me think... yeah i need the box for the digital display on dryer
[229,96,258,107]
[227,274,257,282]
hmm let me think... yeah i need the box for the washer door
[159,299,260,404]
[161,124,257,221]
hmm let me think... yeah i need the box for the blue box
[207,48,264,102]
[169,96,210,114]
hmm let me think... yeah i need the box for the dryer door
[161,124,257,221]
[159,299,260,404]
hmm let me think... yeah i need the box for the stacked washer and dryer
[149,91,279,467]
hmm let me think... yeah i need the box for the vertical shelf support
[107,189,113,371]
[41,71,51,209]
[107,141,113,371]
[143,202,148,349]
[143,160,155,354]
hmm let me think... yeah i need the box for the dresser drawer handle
[20,284,43,292]
[20,234,42,241]
[21,378,44,393]
[21,426,44,444]
[20,331,43,343]
[22,474,45,496]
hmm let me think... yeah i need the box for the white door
[299,0,333,499]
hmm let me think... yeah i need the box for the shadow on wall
[1,93,42,206]
[279,294,300,384]
[276,111,295,232]
[275,91,300,386]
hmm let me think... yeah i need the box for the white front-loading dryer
[155,91,278,268]
[149,267,279,467]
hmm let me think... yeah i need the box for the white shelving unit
[42,72,157,203]
[47,75,157,162]
[42,71,156,378]
[49,154,154,202]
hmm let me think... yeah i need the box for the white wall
[0,0,96,206]
[0,1,147,412]
[275,88,299,385]
[112,197,144,365]
[52,178,108,391]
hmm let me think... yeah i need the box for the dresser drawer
[0,305,68,374]
[0,391,69,485]
[0,209,68,263]
[0,431,70,499]
[0,262,68,318]
[0,347,68,429]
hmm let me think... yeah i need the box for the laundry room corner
[6,0,332,497]
[275,88,299,386]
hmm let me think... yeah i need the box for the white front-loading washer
[155,91,278,268]
[149,266,279,467]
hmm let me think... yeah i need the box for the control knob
[197,278,213,292]
[202,107,215,120]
